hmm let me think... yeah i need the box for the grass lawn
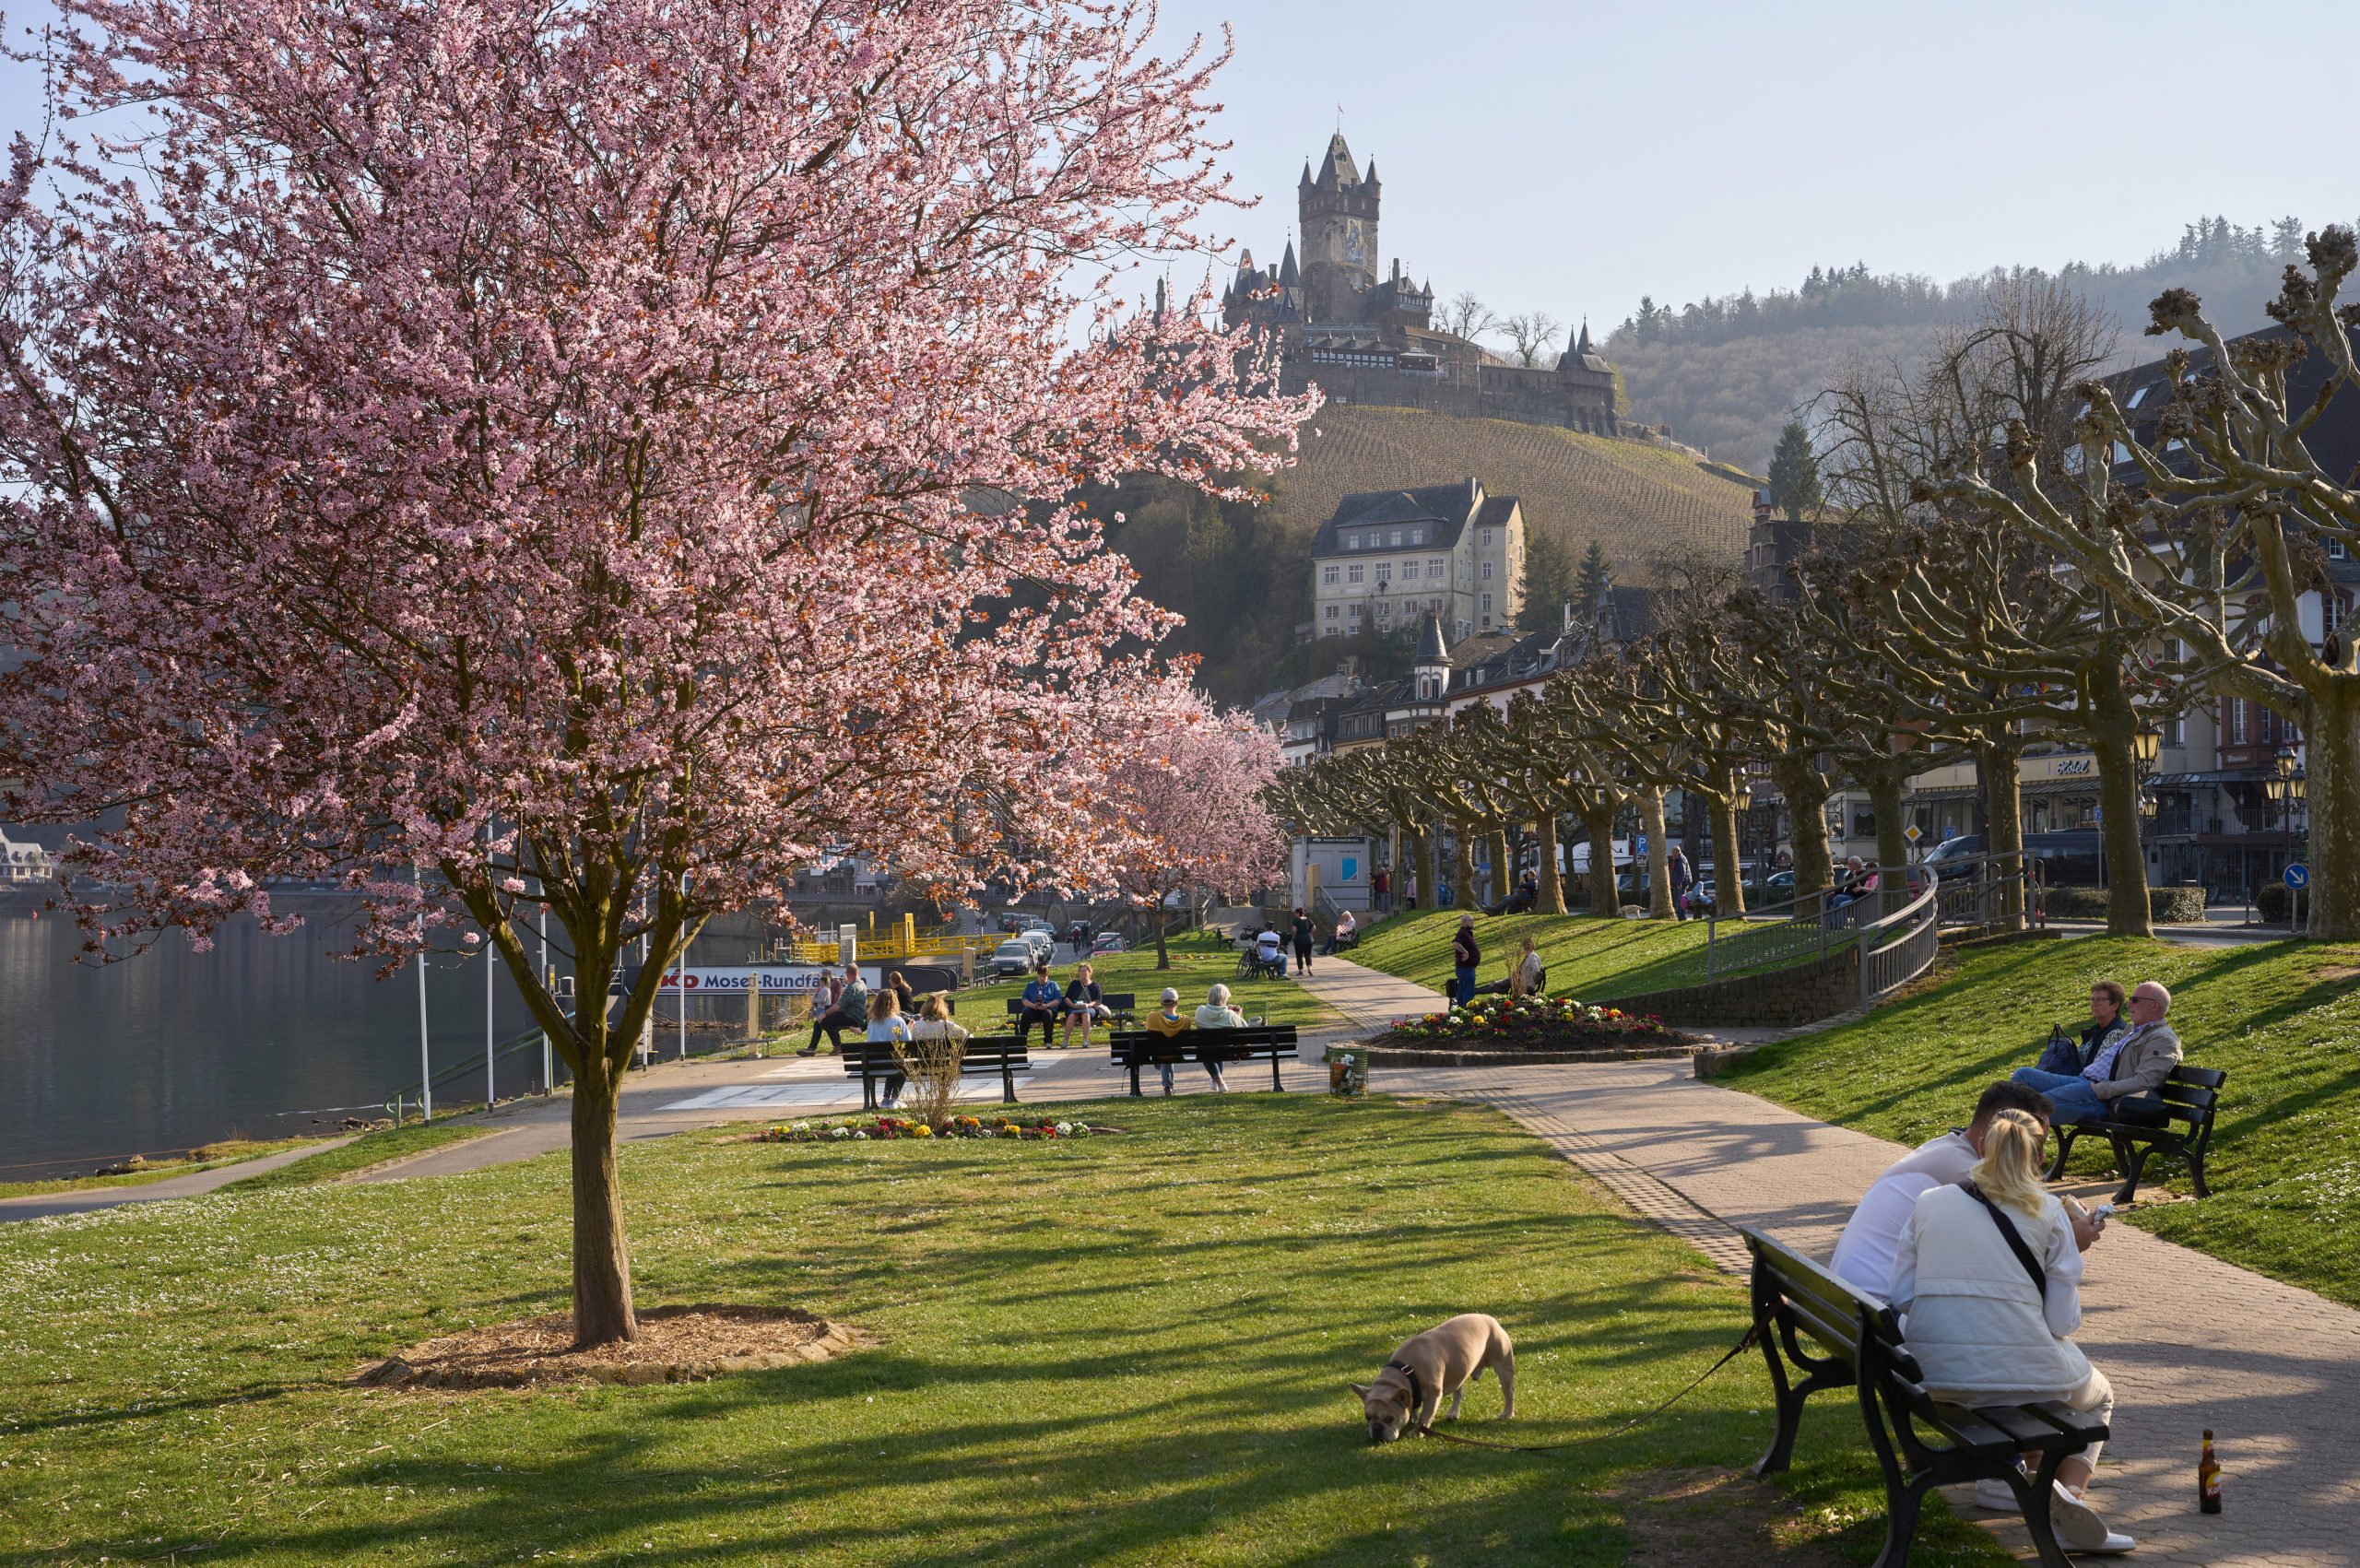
[1348,910,1714,1003]
[0,1138,321,1200]
[954,928,1342,1033]
[0,1094,2004,1566]
[232,1123,490,1192]
[1720,933,2360,1308]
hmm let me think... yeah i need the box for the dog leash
[1404,1318,1763,1455]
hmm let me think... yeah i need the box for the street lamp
[2133,726,2164,819]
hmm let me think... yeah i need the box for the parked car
[1091,931,1127,954]
[1020,926,1056,960]
[1747,869,1797,904]
[989,939,1038,977]
[1922,834,1986,878]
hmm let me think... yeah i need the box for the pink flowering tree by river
[0,0,1315,1344]
[1100,710,1287,968]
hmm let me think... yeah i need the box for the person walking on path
[1891,1107,2129,1552]
[1404,867,1419,910]
[1451,914,1480,1007]
[1291,907,1316,976]
[865,989,914,1112]
[1667,844,1694,920]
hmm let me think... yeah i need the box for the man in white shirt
[1830,1080,2101,1296]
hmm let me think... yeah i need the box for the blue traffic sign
[2285,863,2310,890]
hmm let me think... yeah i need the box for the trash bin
[1325,1043,1369,1097]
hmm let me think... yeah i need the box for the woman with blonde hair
[1890,1109,2130,1554]
[864,987,912,1112]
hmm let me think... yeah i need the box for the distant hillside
[1100,405,1757,707]
[1267,405,1758,566]
[1607,214,2343,470]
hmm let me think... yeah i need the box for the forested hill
[1608,215,2349,473]
[1101,404,1757,708]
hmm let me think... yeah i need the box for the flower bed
[1374,993,1684,1051]
[757,1114,1117,1143]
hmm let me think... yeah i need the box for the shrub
[2254,883,2311,924]
[894,1032,967,1126]
[2041,885,2210,923]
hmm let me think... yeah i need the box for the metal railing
[1928,850,2034,931]
[1858,875,1942,1008]
[1703,881,1884,982]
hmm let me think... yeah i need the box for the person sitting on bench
[1473,936,1546,999]
[1323,907,1357,955]
[1059,961,1112,1050]
[865,989,913,1113]
[1890,1108,2130,1554]
[798,962,867,1055]
[1192,984,1252,1091]
[1015,963,1063,1047]
[2032,980,2129,1075]
[1253,922,1285,975]
[1831,1080,2094,1296]
[1145,986,1224,1093]
[2012,980,2182,1126]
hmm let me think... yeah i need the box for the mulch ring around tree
[352,1304,870,1391]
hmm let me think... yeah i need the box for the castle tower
[1298,133,1379,323]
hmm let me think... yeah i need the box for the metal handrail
[383,1010,574,1120]
[1703,867,1934,984]
[1858,875,1943,1008]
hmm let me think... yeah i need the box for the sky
[4,0,2354,336]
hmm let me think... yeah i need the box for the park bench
[1106,1025,1298,1095]
[1233,944,1288,982]
[2041,1063,2225,1201]
[1004,991,1134,1044]
[841,1034,1032,1110]
[1744,1227,2108,1568]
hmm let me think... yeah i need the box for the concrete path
[1414,1057,2357,1568]
[0,1137,355,1221]
[1288,953,1454,1029]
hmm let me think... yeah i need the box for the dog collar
[1385,1358,1423,1420]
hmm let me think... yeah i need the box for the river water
[0,899,773,1178]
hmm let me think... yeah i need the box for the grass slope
[0,1095,2003,1566]
[1270,405,1756,567]
[1720,934,2360,1308]
[0,1138,319,1200]
[1347,911,1713,1007]
[232,1122,490,1192]
[953,930,1342,1032]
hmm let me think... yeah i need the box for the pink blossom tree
[1100,711,1286,967]
[0,0,1315,1344]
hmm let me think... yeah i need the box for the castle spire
[1278,240,1299,289]
[1577,317,1593,355]
[1315,132,1358,190]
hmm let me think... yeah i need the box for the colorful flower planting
[1376,993,1680,1050]
[758,1114,1115,1143]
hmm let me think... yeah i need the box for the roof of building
[1313,132,1362,191]
[1309,477,1520,557]
[1415,611,1449,665]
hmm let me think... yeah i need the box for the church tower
[1298,133,1379,323]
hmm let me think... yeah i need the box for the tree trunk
[569,1058,637,1347]
[1154,907,1172,970]
[1641,786,1674,918]
[1771,756,1833,914]
[2310,683,2356,940]
[1866,761,1908,918]
[1584,803,1621,918]
[1707,762,1745,917]
[1534,810,1566,914]
[2091,727,2154,938]
[1452,820,1476,909]
[1419,822,1441,909]
[1974,735,2025,932]
[1485,827,1510,908]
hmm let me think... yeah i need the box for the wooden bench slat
[2045,1061,2225,1201]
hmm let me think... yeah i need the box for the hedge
[2254,882,2311,923]
[2041,885,2208,923]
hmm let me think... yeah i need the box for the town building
[1310,477,1525,644]
[1221,135,1620,436]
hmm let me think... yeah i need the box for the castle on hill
[1221,134,1620,437]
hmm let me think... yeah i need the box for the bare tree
[1495,312,1562,369]
[1441,290,1497,342]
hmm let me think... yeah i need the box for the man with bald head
[2012,979,2183,1124]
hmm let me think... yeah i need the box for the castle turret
[1299,132,1378,322]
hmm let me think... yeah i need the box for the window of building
[2326,594,2345,636]
[1320,565,1339,586]
[1428,596,1443,614]
[1480,528,1493,547]
[1342,532,1358,550]
[1374,561,1390,584]
[2226,699,2247,744]
[1324,605,1339,620]
[1324,626,1341,638]
[1457,619,1472,641]
[2331,538,2350,560]
[1411,528,1427,546]
[1480,592,1493,614]
[1347,602,1363,619]
[1347,563,1363,584]
[1481,561,1493,581]
[1427,556,1446,577]
[1375,601,1391,622]
[1852,805,1876,839]
[1398,560,1416,580]
[1388,529,1403,547]
[2163,716,2184,748]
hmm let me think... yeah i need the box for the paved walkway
[0,1137,355,1221]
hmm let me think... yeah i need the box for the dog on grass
[1352,1313,1516,1444]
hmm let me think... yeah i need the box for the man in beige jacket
[2012,979,2182,1125]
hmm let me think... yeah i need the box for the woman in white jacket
[1890,1108,2131,1555]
